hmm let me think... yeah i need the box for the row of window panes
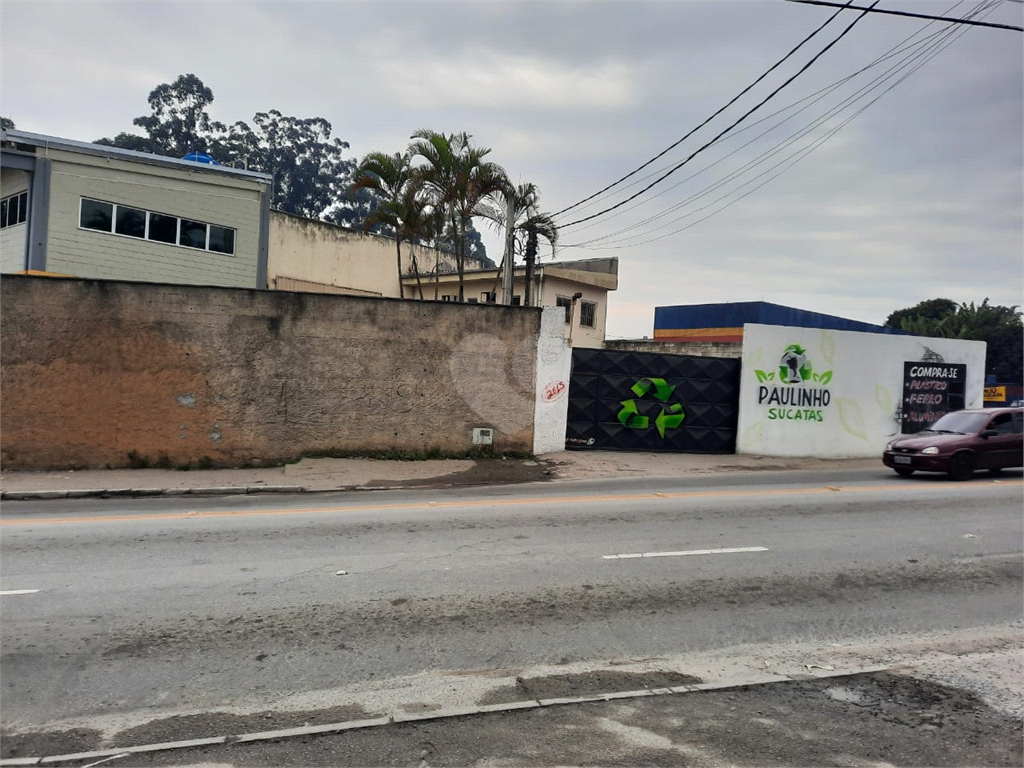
[1,191,28,229]
[79,198,235,255]
[443,293,523,305]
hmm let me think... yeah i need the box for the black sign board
[901,362,966,434]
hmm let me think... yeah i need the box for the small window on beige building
[580,300,597,328]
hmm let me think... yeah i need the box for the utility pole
[524,225,538,307]
[501,193,516,305]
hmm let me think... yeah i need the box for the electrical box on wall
[472,427,494,445]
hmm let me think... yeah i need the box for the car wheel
[894,467,915,477]
[948,452,976,481]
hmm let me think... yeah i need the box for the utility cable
[550,0,853,218]
[564,2,991,250]
[563,3,983,246]
[785,0,1023,31]
[557,1,879,229]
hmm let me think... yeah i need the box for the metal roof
[1,129,272,183]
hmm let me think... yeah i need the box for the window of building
[556,295,572,323]
[115,205,146,239]
[80,199,113,232]
[481,291,496,304]
[179,219,208,250]
[511,296,521,306]
[467,297,479,304]
[580,300,597,328]
[148,213,178,244]
[78,198,235,255]
[1,191,29,229]
[441,295,457,302]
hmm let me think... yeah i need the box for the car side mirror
[980,429,997,439]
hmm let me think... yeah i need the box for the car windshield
[924,411,990,434]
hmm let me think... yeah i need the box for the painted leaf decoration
[817,371,833,385]
[820,332,835,366]
[836,398,868,441]
[742,420,766,448]
[875,385,892,414]
[756,369,769,383]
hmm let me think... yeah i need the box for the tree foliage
[885,298,1023,383]
[95,74,365,223]
[1,117,16,131]
[407,130,508,301]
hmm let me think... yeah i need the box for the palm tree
[482,182,558,305]
[351,150,416,299]
[409,130,508,301]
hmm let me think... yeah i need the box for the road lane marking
[604,546,769,560]
[1,479,1019,527]
[0,589,39,595]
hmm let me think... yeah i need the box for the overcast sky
[3,1,1021,338]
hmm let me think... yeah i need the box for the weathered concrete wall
[268,211,481,298]
[1,275,546,470]
[604,339,743,359]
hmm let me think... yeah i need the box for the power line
[785,0,1023,30]
[550,1,853,218]
[561,0,998,250]
[557,1,879,230]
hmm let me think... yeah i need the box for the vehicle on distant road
[883,407,1023,481]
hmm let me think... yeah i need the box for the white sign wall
[736,323,986,458]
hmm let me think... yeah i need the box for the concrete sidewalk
[0,451,881,501]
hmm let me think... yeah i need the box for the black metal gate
[565,348,741,453]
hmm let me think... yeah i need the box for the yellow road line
[1,479,1019,527]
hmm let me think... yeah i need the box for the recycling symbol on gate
[617,377,685,439]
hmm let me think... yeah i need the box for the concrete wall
[0,275,559,470]
[604,339,742,358]
[43,149,265,287]
[736,323,986,458]
[532,306,572,454]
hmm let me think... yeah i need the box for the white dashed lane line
[0,589,40,595]
[603,546,769,560]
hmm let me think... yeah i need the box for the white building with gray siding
[0,129,272,288]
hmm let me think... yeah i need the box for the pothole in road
[478,670,703,705]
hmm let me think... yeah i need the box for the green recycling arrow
[617,378,686,439]
[616,398,649,429]
[655,403,685,438]
[631,377,676,402]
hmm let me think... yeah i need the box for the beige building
[270,211,618,348]
[1,129,272,287]
[403,258,618,349]
[267,209,476,297]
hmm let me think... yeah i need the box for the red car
[883,407,1023,480]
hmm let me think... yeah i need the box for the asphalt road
[1,468,1021,764]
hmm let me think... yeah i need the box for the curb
[0,665,895,766]
[0,486,307,501]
